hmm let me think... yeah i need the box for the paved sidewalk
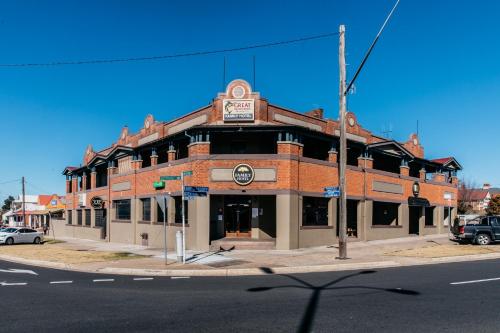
[1,234,499,276]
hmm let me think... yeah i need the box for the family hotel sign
[222,99,255,121]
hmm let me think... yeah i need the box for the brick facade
[63,79,460,250]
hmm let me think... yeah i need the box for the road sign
[160,175,181,181]
[182,170,193,176]
[324,186,340,191]
[153,181,165,189]
[184,186,209,193]
[324,186,341,198]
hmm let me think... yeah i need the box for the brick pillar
[131,159,143,170]
[432,173,445,182]
[400,165,410,177]
[451,176,458,185]
[358,156,373,169]
[188,142,210,157]
[82,173,87,191]
[419,168,426,181]
[90,170,97,189]
[277,141,303,156]
[66,177,71,193]
[108,166,117,176]
[151,154,158,166]
[328,149,338,163]
[71,176,78,193]
[168,149,176,162]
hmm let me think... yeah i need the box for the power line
[0,32,339,68]
[0,178,21,185]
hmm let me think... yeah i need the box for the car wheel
[5,237,13,245]
[33,237,41,244]
[475,234,491,245]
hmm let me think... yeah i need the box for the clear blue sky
[0,0,499,201]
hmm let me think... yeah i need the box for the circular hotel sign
[91,196,104,209]
[232,164,255,186]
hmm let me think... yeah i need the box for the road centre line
[50,281,73,284]
[1,282,28,286]
[171,276,190,279]
[133,277,154,281]
[450,277,500,285]
[93,279,115,283]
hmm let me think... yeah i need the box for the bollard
[176,230,183,262]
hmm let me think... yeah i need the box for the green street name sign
[153,181,165,189]
[160,175,181,181]
[182,170,193,176]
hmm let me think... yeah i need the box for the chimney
[305,108,324,119]
[483,183,491,190]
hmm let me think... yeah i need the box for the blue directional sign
[184,186,209,193]
[324,186,341,198]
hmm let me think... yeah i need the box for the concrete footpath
[1,234,500,276]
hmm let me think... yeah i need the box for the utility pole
[21,176,26,227]
[337,25,348,259]
[336,0,401,260]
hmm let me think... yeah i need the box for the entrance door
[95,209,107,239]
[409,206,421,235]
[224,196,251,237]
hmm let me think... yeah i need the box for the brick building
[61,79,461,250]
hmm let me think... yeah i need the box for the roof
[366,140,415,159]
[431,157,463,170]
[469,189,489,201]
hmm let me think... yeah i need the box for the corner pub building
[60,79,461,251]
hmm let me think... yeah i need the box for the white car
[0,227,44,245]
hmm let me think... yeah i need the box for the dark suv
[454,216,500,245]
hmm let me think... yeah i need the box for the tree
[1,195,15,212]
[457,179,476,214]
[486,196,500,215]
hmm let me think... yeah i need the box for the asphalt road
[0,258,499,333]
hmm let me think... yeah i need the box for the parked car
[0,227,44,245]
[453,216,500,245]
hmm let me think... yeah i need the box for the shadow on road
[247,267,420,333]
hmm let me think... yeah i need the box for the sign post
[157,170,198,265]
[155,194,168,265]
[180,170,192,264]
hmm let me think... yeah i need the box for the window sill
[168,223,190,227]
[300,225,333,230]
[424,225,436,228]
[138,220,151,224]
[111,219,131,223]
[371,225,402,228]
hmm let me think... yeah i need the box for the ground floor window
[302,197,329,226]
[85,209,91,226]
[67,210,72,224]
[174,196,188,224]
[77,209,82,225]
[373,202,399,226]
[113,199,131,220]
[425,206,434,226]
[157,200,165,223]
[141,198,151,221]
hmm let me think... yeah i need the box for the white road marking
[171,276,190,279]
[50,281,73,284]
[1,281,28,286]
[133,277,154,281]
[450,277,500,285]
[93,279,115,283]
[0,269,38,275]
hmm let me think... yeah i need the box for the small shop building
[60,79,461,250]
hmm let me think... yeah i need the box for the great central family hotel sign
[222,99,255,121]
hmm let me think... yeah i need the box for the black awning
[408,197,430,207]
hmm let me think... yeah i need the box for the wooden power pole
[338,25,348,259]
